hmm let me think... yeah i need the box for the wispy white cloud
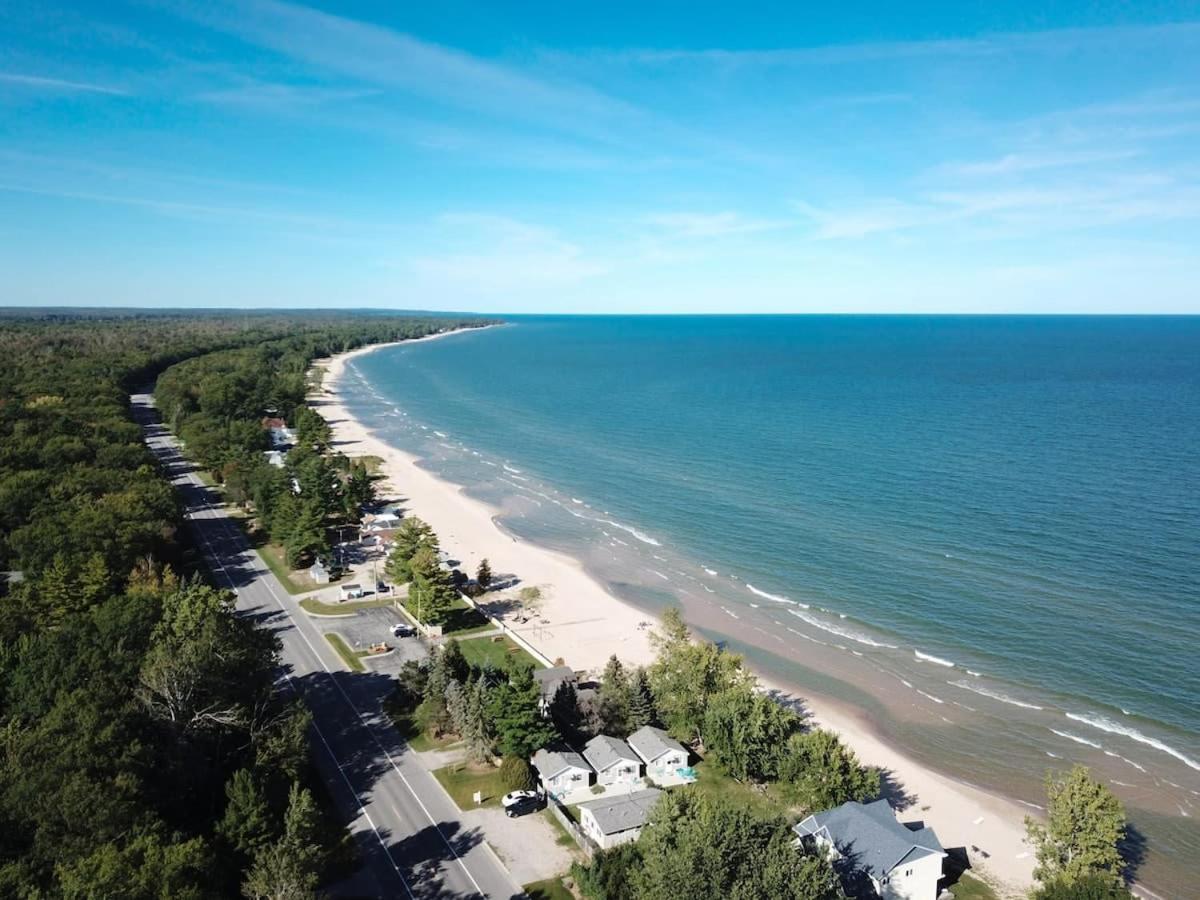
[602,21,1200,68]
[643,211,788,238]
[799,172,1200,240]
[404,213,607,291]
[939,149,1140,177]
[169,0,645,143]
[194,80,380,107]
[0,72,129,96]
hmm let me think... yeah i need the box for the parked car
[501,790,540,808]
[390,622,415,638]
[503,794,545,818]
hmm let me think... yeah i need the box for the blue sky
[2,1,1200,313]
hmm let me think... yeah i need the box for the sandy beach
[311,333,1037,896]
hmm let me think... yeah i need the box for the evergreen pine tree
[628,667,656,730]
[475,558,492,591]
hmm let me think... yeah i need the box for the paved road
[132,393,523,900]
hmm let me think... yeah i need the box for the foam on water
[787,608,898,648]
[1049,728,1103,749]
[746,584,792,604]
[1066,713,1200,771]
[950,680,1045,711]
[915,650,955,667]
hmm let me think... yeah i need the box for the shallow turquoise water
[346,315,1199,892]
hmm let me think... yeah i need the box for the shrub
[499,755,536,793]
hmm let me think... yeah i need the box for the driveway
[459,806,577,886]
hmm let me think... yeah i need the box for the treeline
[0,311,491,897]
[154,320,490,568]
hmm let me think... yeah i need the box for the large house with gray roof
[582,735,642,787]
[531,746,592,798]
[626,725,689,781]
[793,799,945,900]
[577,788,663,849]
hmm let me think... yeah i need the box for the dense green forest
[0,311,490,897]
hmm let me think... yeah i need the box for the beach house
[576,788,663,850]
[793,799,945,900]
[582,735,642,787]
[627,725,690,782]
[533,665,576,715]
[531,747,592,799]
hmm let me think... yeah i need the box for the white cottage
[793,799,946,900]
[577,788,662,849]
[531,747,592,799]
[626,725,689,782]
[582,735,642,787]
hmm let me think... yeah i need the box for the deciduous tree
[1026,766,1127,890]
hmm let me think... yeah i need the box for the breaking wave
[1066,713,1200,771]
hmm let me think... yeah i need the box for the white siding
[580,809,642,850]
[648,750,687,777]
[544,766,590,797]
[595,760,641,786]
[878,853,943,900]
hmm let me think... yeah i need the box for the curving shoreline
[309,332,1037,895]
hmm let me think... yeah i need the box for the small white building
[339,583,364,601]
[310,561,331,585]
[531,747,593,799]
[793,799,946,900]
[627,725,689,782]
[577,788,662,850]
[582,735,642,787]
[364,512,402,532]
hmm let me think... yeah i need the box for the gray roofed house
[531,747,592,798]
[793,799,945,900]
[532,665,576,713]
[576,788,663,849]
[583,735,643,786]
[627,725,684,763]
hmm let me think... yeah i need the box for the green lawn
[541,809,577,848]
[381,692,462,753]
[399,594,492,636]
[433,763,507,809]
[257,541,311,595]
[300,595,395,615]
[523,878,573,900]
[441,597,494,636]
[946,873,1001,900]
[689,759,791,818]
[323,633,365,672]
[457,634,543,671]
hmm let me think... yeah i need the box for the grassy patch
[442,597,493,636]
[458,634,542,671]
[382,692,461,753]
[300,595,395,615]
[541,809,577,848]
[353,454,385,475]
[690,759,791,818]
[257,541,310,595]
[523,878,574,900]
[323,633,366,672]
[946,873,1001,900]
[433,763,507,810]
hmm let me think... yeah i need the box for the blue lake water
[344,315,1199,893]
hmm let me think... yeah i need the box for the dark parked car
[503,794,545,818]
[390,623,416,638]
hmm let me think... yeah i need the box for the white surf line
[183,463,489,897]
